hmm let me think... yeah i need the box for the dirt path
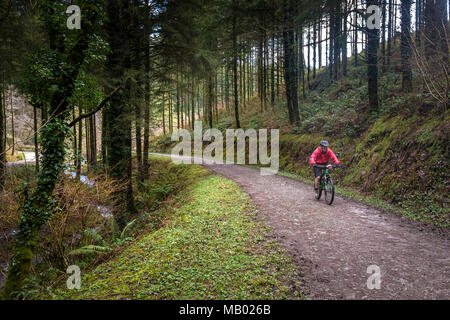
[5,151,36,167]
[152,153,449,300]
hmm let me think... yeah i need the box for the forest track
[5,151,36,167]
[151,153,450,300]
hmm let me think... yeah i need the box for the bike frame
[321,168,329,188]
[316,165,335,184]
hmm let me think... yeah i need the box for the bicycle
[314,164,340,205]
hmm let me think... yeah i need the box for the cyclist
[309,140,341,191]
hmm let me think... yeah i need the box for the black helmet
[320,140,329,147]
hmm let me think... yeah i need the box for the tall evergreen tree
[367,0,380,112]
[282,0,300,125]
[104,0,137,228]
[401,0,413,92]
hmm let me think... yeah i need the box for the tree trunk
[301,29,306,99]
[387,0,393,66]
[72,107,77,172]
[143,0,150,179]
[34,105,39,173]
[232,4,241,128]
[9,88,14,156]
[101,107,107,169]
[435,0,449,63]
[162,92,166,135]
[318,18,322,69]
[85,117,90,170]
[90,114,97,168]
[415,0,422,48]
[135,94,143,183]
[225,61,230,111]
[307,28,311,88]
[271,33,275,108]
[342,2,348,77]
[0,81,5,189]
[77,107,82,179]
[191,76,195,129]
[401,0,413,92]
[354,2,358,67]
[177,71,180,129]
[104,0,136,229]
[313,22,317,79]
[106,80,135,228]
[381,0,387,70]
[277,34,281,97]
[329,11,335,79]
[258,37,263,111]
[283,0,300,125]
[142,78,150,179]
[333,2,341,81]
[367,0,380,112]
[264,31,268,108]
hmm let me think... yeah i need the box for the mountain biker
[309,140,341,191]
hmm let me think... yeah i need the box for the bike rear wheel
[324,177,334,205]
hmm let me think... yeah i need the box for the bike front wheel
[324,177,334,205]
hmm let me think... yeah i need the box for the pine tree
[367,0,380,112]
[401,0,413,92]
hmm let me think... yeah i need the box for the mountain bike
[314,164,340,205]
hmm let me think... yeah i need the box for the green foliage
[149,135,177,153]
[68,245,113,256]
[67,218,138,259]
[83,228,106,247]
[136,159,207,212]
[120,219,137,241]
[71,72,106,113]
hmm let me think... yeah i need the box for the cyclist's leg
[313,167,322,189]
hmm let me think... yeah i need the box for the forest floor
[152,153,450,299]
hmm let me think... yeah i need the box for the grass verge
[46,159,305,300]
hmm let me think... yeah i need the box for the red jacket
[309,147,340,166]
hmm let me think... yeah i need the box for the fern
[109,218,120,239]
[83,228,105,246]
[120,219,137,240]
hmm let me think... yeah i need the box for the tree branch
[67,85,122,127]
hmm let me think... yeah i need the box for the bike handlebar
[314,164,340,169]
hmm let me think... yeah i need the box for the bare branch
[67,85,122,128]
